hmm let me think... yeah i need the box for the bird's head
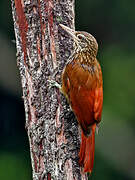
[60,24,98,58]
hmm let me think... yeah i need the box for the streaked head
[60,24,98,58]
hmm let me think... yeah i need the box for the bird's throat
[74,51,95,66]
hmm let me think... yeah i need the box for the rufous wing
[94,86,103,123]
[62,59,103,134]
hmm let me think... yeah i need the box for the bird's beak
[59,24,80,44]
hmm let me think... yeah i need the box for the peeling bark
[11,0,88,179]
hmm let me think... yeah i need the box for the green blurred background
[0,0,135,179]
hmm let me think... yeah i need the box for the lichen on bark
[11,0,88,179]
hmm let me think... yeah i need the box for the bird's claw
[47,79,61,90]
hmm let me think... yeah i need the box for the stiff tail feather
[79,124,96,173]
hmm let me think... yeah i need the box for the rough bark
[11,0,88,179]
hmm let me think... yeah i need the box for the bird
[49,24,103,173]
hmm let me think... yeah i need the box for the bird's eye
[77,34,83,40]
[77,34,86,41]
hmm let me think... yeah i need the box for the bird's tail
[79,123,96,173]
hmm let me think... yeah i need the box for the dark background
[0,0,135,179]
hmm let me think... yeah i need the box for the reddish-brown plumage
[60,24,103,173]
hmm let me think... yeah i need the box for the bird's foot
[47,79,61,90]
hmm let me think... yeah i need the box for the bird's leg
[48,79,61,90]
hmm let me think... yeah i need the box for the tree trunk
[11,0,88,179]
